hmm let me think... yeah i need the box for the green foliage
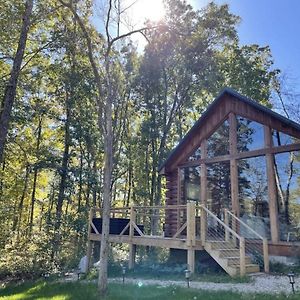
[269,261,300,274]
[0,233,55,280]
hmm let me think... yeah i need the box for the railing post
[263,238,269,273]
[239,237,246,276]
[129,206,136,269]
[200,206,206,243]
[187,202,196,247]
[187,202,196,273]
[86,207,95,273]
[232,213,238,247]
[224,209,229,242]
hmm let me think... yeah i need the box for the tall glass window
[207,120,229,158]
[207,161,231,218]
[179,166,201,204]
[272,130,300,146]
[238,157,270,239]
[188,147,201,162]
[275,151,300,241]
[237,116,264,152]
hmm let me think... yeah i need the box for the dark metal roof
[159,87,300,172]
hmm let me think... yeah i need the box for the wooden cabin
[87,88,300,276]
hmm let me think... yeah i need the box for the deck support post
[229,113,239,246]
[200,140,207,244]
[264,126,279,243]
[177,168,181,232]
[229,113,239,217]
[86,207,95,272]
[186,202,196,273]
[129,206,136,269]
[129,245,136,270]
[187,249,195,273]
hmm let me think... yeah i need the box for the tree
[0,0,34,162]
[58,0,153,295]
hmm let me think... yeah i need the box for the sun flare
[129,0,166,23]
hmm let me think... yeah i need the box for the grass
[0,280,299,300]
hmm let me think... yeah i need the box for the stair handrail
[201,206,241,240]
[225,209,269,273]
[199,205,246,276]
[225,209,264,239]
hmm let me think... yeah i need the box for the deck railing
[87,203,269,275]
[224,209,269,273]
[197,205,246,275]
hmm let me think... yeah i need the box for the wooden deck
[90,233,204,250]
[86,203,273,277]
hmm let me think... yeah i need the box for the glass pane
[207,161,231,218]
[272,130,300,146]
[237,116,264,152]
[207,120,229,158]
[179,166,201,204]
[275,151,300,242]
[188,146,201,161]
[238,157,271,239]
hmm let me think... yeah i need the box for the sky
[190,0,300,92]
[95,0,300,93]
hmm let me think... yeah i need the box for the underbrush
[86,262,251,284]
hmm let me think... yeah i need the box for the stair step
[226,256,252,265]
[235,264,260,273]
[218,249,240,257]
[206,241,236,249]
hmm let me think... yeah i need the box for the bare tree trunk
[15,165,30,241]
[0,160,5,200]
[78,146,83,213]
[98,54,113,296]
[0,0,33,162]
[92,160,98,207]
[29,116,43,234]
[53,90,71,257]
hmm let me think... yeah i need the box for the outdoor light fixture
[122,266,126,284]
[184,269,191,288]
[287,272,295,294]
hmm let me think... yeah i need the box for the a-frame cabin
[87,88,300,276]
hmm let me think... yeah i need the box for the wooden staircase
[199,206,269,277]
[204,240,260,276]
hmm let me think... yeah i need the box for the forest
[0,0,297,292]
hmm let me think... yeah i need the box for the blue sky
[95,0,300,93]
[191,0,300,91]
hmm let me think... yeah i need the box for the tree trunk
[92,160,98,207]
[78,146,83,213]
[15,165,30,241]
[98,55,113,296]
[0,159,5,200]
[0,0,33,162]
[28,116,43,235]
[53,90,71,257]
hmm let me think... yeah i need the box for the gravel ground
[108,274,300,294]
